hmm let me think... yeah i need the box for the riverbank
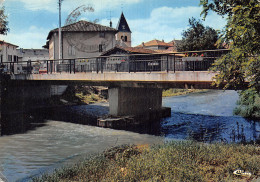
[162,88,208,97]
[33,141,260,182]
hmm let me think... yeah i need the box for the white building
[17,48,49,62]
[0,41,19,63]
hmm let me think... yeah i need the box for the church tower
[116,12,131,47]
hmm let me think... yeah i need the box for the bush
[234,89,260,119]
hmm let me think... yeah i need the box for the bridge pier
[109,87,163,116]
[98,87,171,128]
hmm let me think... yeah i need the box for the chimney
[162,39,164,42]
[110,20,112,28]
[142,42,145,47]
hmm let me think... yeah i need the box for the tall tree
[0,6,8,35]
[179,17,219,51]
[200,0,260,91]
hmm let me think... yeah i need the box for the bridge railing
[0,49,230,74]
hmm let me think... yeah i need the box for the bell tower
[116,12,131,47]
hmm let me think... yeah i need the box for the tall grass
[33,142,260,182]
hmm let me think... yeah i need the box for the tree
[179,17,219,51]
[0,6,8,35]
[200,0,260,91]
[200,0,260,119]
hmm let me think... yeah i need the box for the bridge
[1,49,244,122]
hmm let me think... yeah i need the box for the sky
[0,0,227,49]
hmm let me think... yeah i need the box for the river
[0,90,259,181]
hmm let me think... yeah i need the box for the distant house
[45,20,118,60]
[0,41,19,63]
[168,40,183,52]
[17,48,49,62]
[136,39,174,51]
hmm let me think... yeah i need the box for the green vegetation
[200,0,260,91]
[162,88,208,97]
[179,17,219,51]
[0,6,8,35]
[234,89,260,119]
[178,17,219,51]
[74,86,106,104]
[200,0,260,119]
[33,142,260,182]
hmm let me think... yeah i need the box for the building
[17,48,49,62]
[0,41,19,63]
[115,12,132,47]
[101,46,172,72]
[136,39,174,51]
[46,20,118,60]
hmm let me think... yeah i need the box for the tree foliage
[179,17,219,51]
[0,6,8,35]
[200,0,260,91]
[233,88,260,118]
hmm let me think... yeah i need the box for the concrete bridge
[1,50,247,129]
[10,70,219,116]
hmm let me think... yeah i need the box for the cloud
[113,6,227,46]
[0,26,49,48]
[7,0,142,13]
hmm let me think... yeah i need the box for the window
[8,55,12,62]
[125,36,127,42]
[13,55,18,62]
[68,45,75,56]
[99,32,105,38]
[99,44,103,52]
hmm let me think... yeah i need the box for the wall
[51,31,116,60]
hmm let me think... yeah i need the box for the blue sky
[0,0,227,49]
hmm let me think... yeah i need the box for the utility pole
[58,0,63,61]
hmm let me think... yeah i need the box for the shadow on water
[1,110,47,136]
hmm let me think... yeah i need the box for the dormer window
[122,25,125,30]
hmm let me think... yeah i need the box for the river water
[0,90,259,181]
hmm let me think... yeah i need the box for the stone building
[46,20,118,60]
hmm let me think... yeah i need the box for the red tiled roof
[101,46,157,56]
[123,47,157,54]
[136,39,173,47]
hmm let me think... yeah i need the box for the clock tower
[116,12,132,47]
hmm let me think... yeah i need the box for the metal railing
[0,49,230,75]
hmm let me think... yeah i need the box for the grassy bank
[162,88,208,97]
[33,141,259,182]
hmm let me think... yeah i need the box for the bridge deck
[11,71,220,89]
